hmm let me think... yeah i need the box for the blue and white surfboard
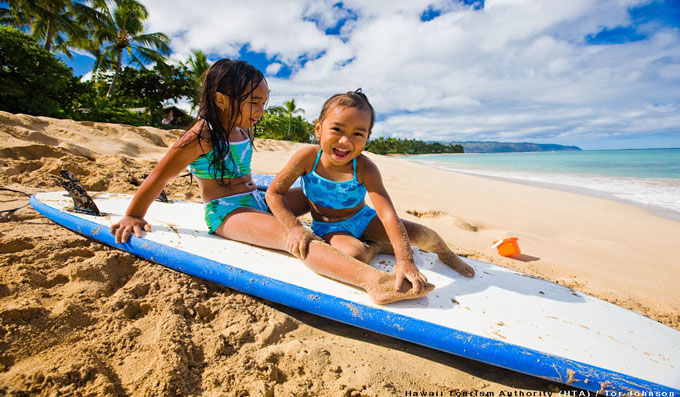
[30,186,680,394]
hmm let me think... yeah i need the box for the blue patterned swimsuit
[187,130,268,234]
[300,148,377,238]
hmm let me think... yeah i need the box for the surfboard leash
[0,187,31,221]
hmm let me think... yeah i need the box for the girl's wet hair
[318,88,375,135]
[190,58,265,183]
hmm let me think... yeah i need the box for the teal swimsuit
[300,148,377,238]
[188,133,268,234]
[187,137,252,179]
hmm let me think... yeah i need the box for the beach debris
[406,209,447,218]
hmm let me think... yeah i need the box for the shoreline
[410,165,680,223]
[398,156,680,223]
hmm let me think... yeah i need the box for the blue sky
[54,1,680,149]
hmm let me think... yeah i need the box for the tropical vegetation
[0,2,462,150]
[366,137,464,155]
[0,26,79,116]
[255,106,315,143]
[0,0,90,56]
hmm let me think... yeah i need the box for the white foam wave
[412,160,680,219]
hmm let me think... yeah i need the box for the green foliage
[282,98,305,139]
[104,65,194,108]
[0,26,77,116]
[255,112,315,143]
[69,97,147,126]
[0,6,184,128]
[77,0,170,97]
[1,0,90,57]
[67,65,195,127]
[366,137,464,155]
[186,49,210,111]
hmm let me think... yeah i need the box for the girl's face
[237,79,268,129]
[315,104,371,166]
[217,79,269,130]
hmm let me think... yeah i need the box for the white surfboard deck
[30,190,680,394]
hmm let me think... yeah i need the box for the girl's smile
[316,105,371,166]
[238,80,268,129]
[332,147,351,160]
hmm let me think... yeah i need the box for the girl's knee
[330,239,374,262]
[349,243,379,263]
[408,223,444,250]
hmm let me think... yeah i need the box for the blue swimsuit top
[187,137,253,179]
[300,149,367,209]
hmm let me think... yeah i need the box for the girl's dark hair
[190,58,266,182]
[318,88,375,135]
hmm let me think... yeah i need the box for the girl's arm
[266,146,319,258]
[111,127,205,243]
[360,157,428,292]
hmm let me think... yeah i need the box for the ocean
[401,148,680,221]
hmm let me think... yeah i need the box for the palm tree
[265,105,286,116]
[78,0,170,97]
[186,49,211,112]
[283,98,304,139]
[1,0,89,57]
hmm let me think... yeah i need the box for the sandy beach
[1,110,678,396]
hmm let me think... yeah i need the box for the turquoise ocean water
[402,148,680,221]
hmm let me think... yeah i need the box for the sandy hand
[110,215,151,243]
[286,226,322,259]
[394,260,429,293]
[365,273,435,305]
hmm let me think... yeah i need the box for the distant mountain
[450,141,582,153]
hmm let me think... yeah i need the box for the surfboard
[30,187,680,394]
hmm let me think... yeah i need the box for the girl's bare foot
[438,252,475,277]
[364,273,435,305]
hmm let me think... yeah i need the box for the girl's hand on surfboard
[394,260,428,293]
[286,226,322,259]
[110,216,152,244]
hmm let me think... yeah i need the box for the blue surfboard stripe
[30,194,680,394]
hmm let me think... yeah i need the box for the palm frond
[133,32,170,54]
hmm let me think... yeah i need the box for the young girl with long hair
[111,60,431,304]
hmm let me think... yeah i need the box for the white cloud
[79,71,94,82]
[142,0,336,63]
[139,0,680,148]
[265,62,283,76]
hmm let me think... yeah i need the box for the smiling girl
[267,89,474,294]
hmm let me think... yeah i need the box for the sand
[1,110,678,396]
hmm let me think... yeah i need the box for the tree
[186,49,211,112]
[0,26,78,116]
[283,98,304,139]
[0,0,91,57]
[365,137,464,155]
[265,105,286,116]
[78,0,170,97]
[255,107,315,143]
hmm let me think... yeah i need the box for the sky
[59,0,680,150]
